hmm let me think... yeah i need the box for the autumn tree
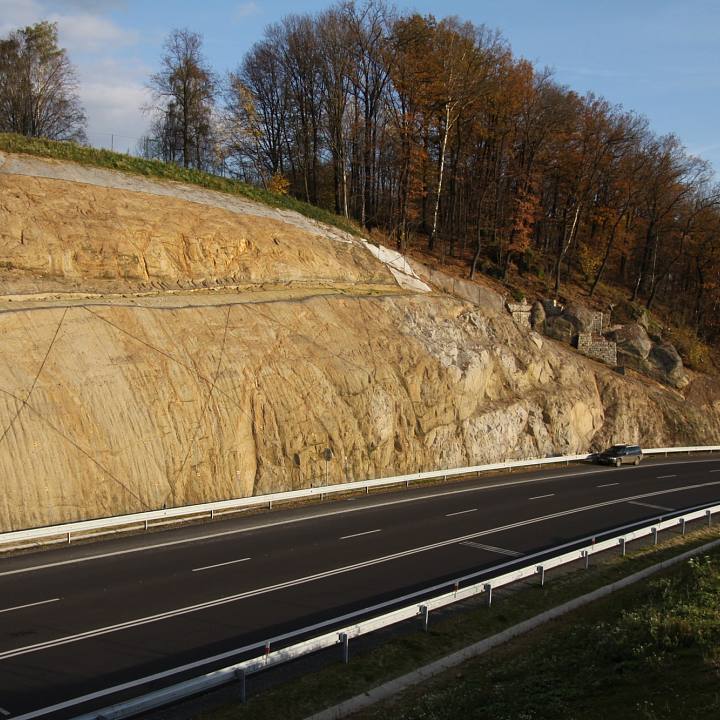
[147,29,217,169]
[0,21,86,141]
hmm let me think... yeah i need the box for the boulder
[541,298,563,318]
[530,301,546,332]
[544,315,575,344]
[649,341,688,389]
[561,301,597,333]
[606,323,652,359]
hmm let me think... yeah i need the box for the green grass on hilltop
[0,133,362,237]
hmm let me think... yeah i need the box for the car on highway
[595,444,643,467]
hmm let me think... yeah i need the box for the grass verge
[194,526,720,720]
[0,133,362,237]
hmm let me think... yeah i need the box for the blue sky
[2,0,719,170]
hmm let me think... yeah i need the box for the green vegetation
[196,529,720,720]
[356,550,720,720]
[0,133,362,237]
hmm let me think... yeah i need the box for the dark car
[595,444,643,467]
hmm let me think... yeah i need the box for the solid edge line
[3,480,719,664]
[192,558,251,573]
[0,597,59,614]
[9,498,720,720]
[304,537,720,720]
[5,459,716,578]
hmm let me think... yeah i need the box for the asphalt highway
[1,456,720,719]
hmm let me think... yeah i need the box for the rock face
[0,151,717,531]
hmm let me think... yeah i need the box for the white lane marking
[657,475,676,479]
[192,558,251,573]
[711,469,720,473]
[2,479,719,663]
[529,494,555,500]
[4,459,719,580]
[460,541,522,557]
[0,707,10,717]
[445,509,477,517]
[627,500,675,512]
[597,482,619,488]
[0,598,59,615]
[340,529,381,540]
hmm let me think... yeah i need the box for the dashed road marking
[446,509,478,517]
[656,475,677,479]
[460,541,522,557]
[2,480,719,663]
[0,706,10,716]
[0,598,59,615]
[529,494,555,500]
[192,558,251,573]
[597,482,619,488]
[340,529,381,540]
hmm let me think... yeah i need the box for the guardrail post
[536,565,545,587]
[144,519,149,531]
[707,509,713,527]
[454,581,459,596]
[235,668,246,703]
[680,518,686,536]
[67,532,71,544]
[652,527,658,545]
[264,641,270,664]
[484,583,492,607]
[339,632,349,664]
[269,500,273,509]
[619,537,626,556]
[419,604,429,631]
[210,509,214,520]
[582,550,589,569]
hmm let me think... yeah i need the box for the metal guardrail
[63,498,720,720]
[1,446,719,552]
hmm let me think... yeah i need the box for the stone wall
[507,301,532,330]
[588,312,604,334]
[578,332,617,366]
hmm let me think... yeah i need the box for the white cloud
[235,2,260,19]
[50,12,139,53]
[0,0,150,146]
[0,0,45,34]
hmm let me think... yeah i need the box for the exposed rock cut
[0,151,716,531]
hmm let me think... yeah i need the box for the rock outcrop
[0,151,716,531]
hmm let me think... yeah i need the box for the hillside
[1,148,719,531]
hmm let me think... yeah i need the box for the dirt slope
[0,152,718,531]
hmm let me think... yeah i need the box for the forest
[3,2,720,354]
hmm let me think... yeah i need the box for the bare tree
[0,21,86,141]
[147,29,217,169]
